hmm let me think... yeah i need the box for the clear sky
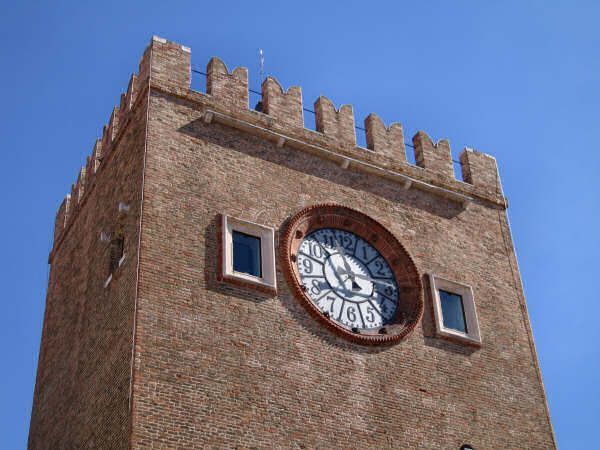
[1,1,597,448]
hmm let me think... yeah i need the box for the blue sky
[1,1,598,447]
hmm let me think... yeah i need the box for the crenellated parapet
[412,131,454,178]
[100,107,120,161]
[52,36,190,250]
[138,36,504,204]
[206,57,248,110]
[120,74,137,116]
[53,195,70,245]
[365,113,406,162]
[73,167,87,204]
[52,36,508,254]
[460,148,502,196]
[261,77,303,128]
[84,140,102,190]
[161,40,501,202]
[314,96,356,149]
[53,77,133,248]
[64,167,86,229]
[138,36,190,93]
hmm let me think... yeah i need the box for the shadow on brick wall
[178,119,463,221]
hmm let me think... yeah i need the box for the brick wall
[128,38,554,448]
[31,37,555,449]
[28,60,148,448]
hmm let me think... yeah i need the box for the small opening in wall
[190,67,207,94]
[249,88,263,113]
[453,159,464,182]
[355,127,367,149]
[109,237,124,275]
[302,106,317,131]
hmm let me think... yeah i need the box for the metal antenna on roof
[259,49,264,85]
[255,49,265,112]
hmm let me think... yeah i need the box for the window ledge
[220,272,277,295]
[436,326,482,347]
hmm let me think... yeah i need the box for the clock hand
[326,257,348,287]
[333,239,362,290]
[338,270,396,288]
[334,239,353,278]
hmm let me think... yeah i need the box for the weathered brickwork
[29,53,149,448]
[31,36,555,449]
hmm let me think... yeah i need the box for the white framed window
[429,274,481,345]
[221,214,276,292]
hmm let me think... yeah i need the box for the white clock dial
[297,228,399,330]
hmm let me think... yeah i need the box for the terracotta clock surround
[280,204,424,345]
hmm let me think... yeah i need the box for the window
[109,237,124,274]
[439,290,467,333]
[104,236,126,288]
[232,231,262,277]
[429,274,481,345]
[221,215,276,292]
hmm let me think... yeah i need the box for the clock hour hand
[326,257,347,286]
[339,270,396,288]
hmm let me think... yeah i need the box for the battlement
[153,37,503,202]
[52,36,505,253]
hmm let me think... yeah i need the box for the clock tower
[29,36,556,448]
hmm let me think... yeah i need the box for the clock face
[297,228,399,330]
[280,204,424,345]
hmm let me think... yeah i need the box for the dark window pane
[109,237,124,274]
[439,290,467,333]
[233,231,262,277]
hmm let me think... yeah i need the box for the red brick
[30,36,556,449]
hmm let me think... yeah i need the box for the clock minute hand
[334,239,362,291]
[340,271,396,288]
[334,239,353,277]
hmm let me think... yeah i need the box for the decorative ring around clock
[280,204,424,345]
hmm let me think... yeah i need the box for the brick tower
[29,36,556,448]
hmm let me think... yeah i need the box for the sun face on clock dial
[297,228,398,330]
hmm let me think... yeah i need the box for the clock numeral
[373,283,396,298]
[309,242,324,259]
[378,301,396,320]
[302,258,313,274]
[347,306,357,323]
[325,296,336,314]
[373,259,389,277]
[365,306,375,323]
[301,228,399,331]
[321,233,335,249]
[311,279,322,295]
[340,233,353,251]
